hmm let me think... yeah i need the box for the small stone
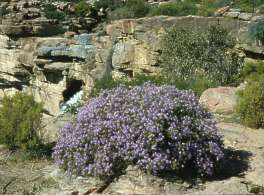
[224,11,240,18]
[64,31,76,38]
[215,6,230,16]
[238,13,253,21]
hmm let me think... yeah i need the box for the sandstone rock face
[106,16,254,76]
[0,0,98,36]
[0,15,259,116]
[0,14,263,142]
[0,33,111,117]
[199,87,239,113]
[41,113,74,143]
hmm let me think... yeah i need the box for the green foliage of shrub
[250,185,264,195]
[249,19,264,44]
[161,25,242,86]
[75,0,96,17]
[0,92,45,155]
[198,0,264,16]
[63,101,82,114]
[91,74,166,97]
[109,0,150,20]
[91,73,215,98]
[44,4,65,20]
[236,76,264,128]
[258,6,264,15]
[234,0,263,12]
[198,0,213,16]
[150,1,198,16]
[240,61,264,80]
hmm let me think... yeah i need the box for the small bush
[161,25,242,86]
[250,184,264,195]
[236,76,264,128]
[91,74,215,98]
[75,0,96,17]
[249,19,264,45]
[233,0,263,13]
[62,101,82,114]
[53,84,224,178]
[0,92,44,154]
[90,74,168,97]
[44,4,65,20]
[150,1,198,16]
[240,61,264,80]
[198,0,263,16]
[109,0,150,19]
[258,6,264,15]
[198,0,215,16]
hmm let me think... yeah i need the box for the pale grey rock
[199,87,239,113]
[44,62,72,72]
[112,42,135,69]
[41,113,73,143]
[238,13,253,21]
[224,11,240,18]
[104,166,165,195]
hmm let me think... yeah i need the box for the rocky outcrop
[0,15,261,114]
[0,33,112,115]
[0,14,263,141]
[0,0,101,37]
[105,16,258,77]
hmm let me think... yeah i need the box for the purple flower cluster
[53,84,224,177]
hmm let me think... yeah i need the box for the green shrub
[198,0,263,16]
[249,19,264,44]
[236,76,264,128]
[75,0,96,17]
[0,92,44,154]
[199,0,217,16]
[91,73,214,97]
[91,74,166,97]
[150,1,198,16]
[240,61,264,80]
[62,101,82,114]
[44,4,65,20]
[258,6,264,15]
[161,25,242,86]
[250,185,264,195]
[109,0,150,19]
[0,2,9,16]
[233,0,263,13]
[198,0,228,16]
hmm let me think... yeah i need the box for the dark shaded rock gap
[62,79,83,102]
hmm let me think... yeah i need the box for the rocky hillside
[0,1,264,195]
[0,0,263,139]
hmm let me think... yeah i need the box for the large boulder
[199,87,239,113]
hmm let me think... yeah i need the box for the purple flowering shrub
[53,84,224,177]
